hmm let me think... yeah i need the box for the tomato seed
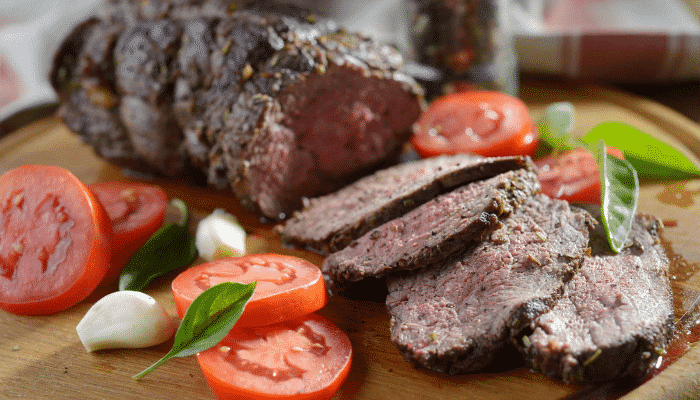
[12,193,24,207]
[119,189,136,202]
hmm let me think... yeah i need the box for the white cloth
[0,0,103,121]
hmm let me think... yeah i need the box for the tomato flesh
[411,91,538,158]
[90,181,167,282]
[172,254,328,327]
[535,147,624,204]
[197,313,352,400]
[0,165,112,315]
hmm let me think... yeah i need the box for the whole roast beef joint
[50,0,424,220]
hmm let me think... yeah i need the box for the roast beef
[51,1,424,220]
[518,212,674,384]
[385,194,592,374]
[322,168,541,282]
[50,18,157,174]
[276,154,534,254]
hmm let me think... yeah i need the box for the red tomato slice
[411,90,538,158]
[197,313,352,400]
[172,254,328,327]
[90,181,167,282]
[0,165,112,315]
[535,147,624,204]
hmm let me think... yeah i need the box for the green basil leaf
[534,102,583,157]
[132,281,256,380]
[581,121,700,180]
[588,140,639,253]
[119,199,197,291]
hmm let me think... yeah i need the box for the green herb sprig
[132,281,256,380]
[119,199,198,291]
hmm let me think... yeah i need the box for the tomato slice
[0,165,113,315]
[197,313,352,400]
[89,181,167,282]
[171,254,328,327]
[535,147,624,204]
[411,91,538,158]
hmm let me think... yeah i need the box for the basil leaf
[119,199,198,291]
[589,140,639,253]
[582,121,700,180]
[132,281,256,380]
[534,101,582,157]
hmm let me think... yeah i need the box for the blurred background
[1,0,699,132]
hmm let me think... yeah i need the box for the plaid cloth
[514,0,700,82]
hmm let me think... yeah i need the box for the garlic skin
[195,209,246,261]
[76,291,175,352]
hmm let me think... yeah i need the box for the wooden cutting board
[2,80,700,400]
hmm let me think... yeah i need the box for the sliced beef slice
[386,194,592,374]
[276,154,534,254]
[322,168,541,282]
[518,213,674,384]
[114,18,187,175]
[50,18,155,174]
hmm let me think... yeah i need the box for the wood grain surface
[2,81,700,400]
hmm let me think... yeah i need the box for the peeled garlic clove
[195,208,246,261]
[76,291,175,352]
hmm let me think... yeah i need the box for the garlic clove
[195,209,246,261]
[76,291,175,352]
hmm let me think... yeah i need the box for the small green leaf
[119,199,198,291]
[582,121,700,180]
[534,102,583,157]
[132,281,256,380]
[589,140,639,253]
